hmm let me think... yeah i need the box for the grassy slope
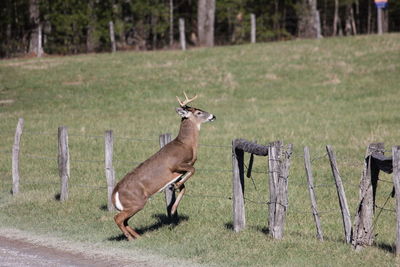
[1,34,400,266]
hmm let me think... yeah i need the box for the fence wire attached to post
[105,130,116,211]
[12,118,24,195]
[392,146,400,256]
[58,126,70,202]
[326,145,352,244]
[304,146,324,241]
[352,143,384,250]
[159,133,176,220]
[232,139,246,232]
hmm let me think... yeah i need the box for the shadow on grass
[99,205,108,211]
[375,242,395,253]
[224,222,270,235]
[108,213,189,241]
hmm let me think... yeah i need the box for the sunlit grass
[1,34,400,266]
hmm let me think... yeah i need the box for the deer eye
[195,111,202,115]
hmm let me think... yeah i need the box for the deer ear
[176,107,190,118]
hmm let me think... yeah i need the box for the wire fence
[1,126,398,233]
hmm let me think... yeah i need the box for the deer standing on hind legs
[112,93,216,240]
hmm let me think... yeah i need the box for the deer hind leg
[114,205,143,241]
[171,184,186,215]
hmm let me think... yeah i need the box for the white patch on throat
[197,123,201,130]
[115,192,124,211]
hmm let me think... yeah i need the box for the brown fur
[111,106,215,240]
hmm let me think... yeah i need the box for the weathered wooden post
[315,11,322,39]
[377,7,383,35]
[326,145,352,243]
[159,133,176,219]
[392,146,400,256]
[105,130,115,211]
[250,13,256,43]
[179,18,186,51]
[271,143,293,239]
[268,141,281,236]
[232,139,245,232]
[352,143,384,250]
[304,146,324,241]
[37,23,43,57]
[12,118,24,195]
[58,126,70,202]
[109,21,116,53]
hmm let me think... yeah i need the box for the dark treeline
[0,0,399,58]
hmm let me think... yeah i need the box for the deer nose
[209,115,216,122]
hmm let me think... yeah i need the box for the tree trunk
[382,8,389,33]
[86,0,97,53]
[345,5,352,35]
[28,0,43,56]
[197,0,215,47]
[298,0,319,38]
[169,0,174,46]
[333,0,339,36]
[367,0,372,34]
[345,4,357,35]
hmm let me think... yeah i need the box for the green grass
[1,34,400,266]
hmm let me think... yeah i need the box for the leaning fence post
[392,146,400,256]
[352,143,384,250]
[12,118,24,195]
[159,133,175,219]
[58,126,70,202]
[304,146,324,241]
[105,130,115,211]
[326,145,352,243]
[232,139,245,232]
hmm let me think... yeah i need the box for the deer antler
[176,92,198,107]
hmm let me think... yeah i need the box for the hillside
[1,34,400,266]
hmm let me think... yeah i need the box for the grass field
[1,33,400,266]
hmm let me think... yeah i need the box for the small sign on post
[374,0,388,8]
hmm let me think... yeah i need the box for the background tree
[298,0,319,38]
[197,0,216,46]
[1,0,400,57]
[28,0,43,55]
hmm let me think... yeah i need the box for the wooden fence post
[377,7,383,35]
[271,143,292,239]
[352,143,384,250]
[58,126,70,202]
[232,139,245,232]
[268,141,281,236]
[109,21,116,53]
[37,23,43,57]
[326,145,352,243]
[105,130,115,211]
[250,13,256,43]
[304,146,324,241]
[12,118,24,195]
[392,146,400,256]
[179,18,186,51]
[159,133,176,219]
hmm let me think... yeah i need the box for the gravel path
[0,235,136,267]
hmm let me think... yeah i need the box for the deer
[111,93,216,240]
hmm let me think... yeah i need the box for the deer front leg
[174,164,195,189]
